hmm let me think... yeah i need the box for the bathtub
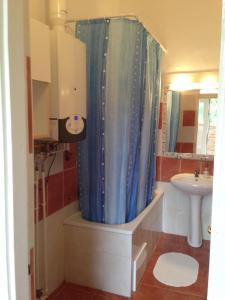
[64,190,163,297]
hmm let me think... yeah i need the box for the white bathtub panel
[141,195,163,233]
[46,204,75,294]
[132,195,163,261]
[65,248,132,297]
[157,182,189,236]
[132,242,148,291]
[64,191,164,297]
[64,225,131,258]
[131,193,162,290]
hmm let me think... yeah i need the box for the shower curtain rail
[65,14,167,53]
[66,14,138,23]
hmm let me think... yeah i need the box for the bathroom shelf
[34,138,59,154]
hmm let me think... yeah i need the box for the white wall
[208,0,225,298]
[29,0,221,73]
[67,0,221,73]
[29,0,50,138]
[29,0,47,23]
[0,0,31,299]
[29,1,78,296]
[32,81,50,138]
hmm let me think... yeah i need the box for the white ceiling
[30,0,222,73]
[67,0,222,73]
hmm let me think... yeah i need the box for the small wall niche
[33,81,50,139]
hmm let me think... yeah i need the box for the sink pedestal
[171,173,212,248]
[187,195,203,248]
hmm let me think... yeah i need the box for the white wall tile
[202,194,212,240]
[157,181,212,240]
[36,202,78,295]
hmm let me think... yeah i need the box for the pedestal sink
[171,173,213,248]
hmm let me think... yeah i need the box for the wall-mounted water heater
[49,0,86,143]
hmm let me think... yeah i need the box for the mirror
[165,89,218,155]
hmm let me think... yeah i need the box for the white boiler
[49,30,86,142]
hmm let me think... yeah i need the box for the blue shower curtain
[76,18,162,224]
[168,91,180,152]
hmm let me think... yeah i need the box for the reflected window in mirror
[165,90,218,155]
[197,97,218,155]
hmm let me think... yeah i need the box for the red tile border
[34,167,78,222]
[156,156,214,182]
[63,168,78,206]
[181,159,201,174]
[176,142,194,153]
[175,143,182,153]
[208,161,214,176]
[26,56,33,154]
[156,156,161,181]
[34,157,211,218]
[64,143,77,170]
[158,103,163,130]
[47,173,64,216]
[183,110,196,127]
[160,157,181,182]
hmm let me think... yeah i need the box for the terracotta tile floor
[47,233,210,300]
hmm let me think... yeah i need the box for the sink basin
[171,173,213,196]
[170,173,213,248]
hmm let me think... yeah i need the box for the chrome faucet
[194,169,200,178]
